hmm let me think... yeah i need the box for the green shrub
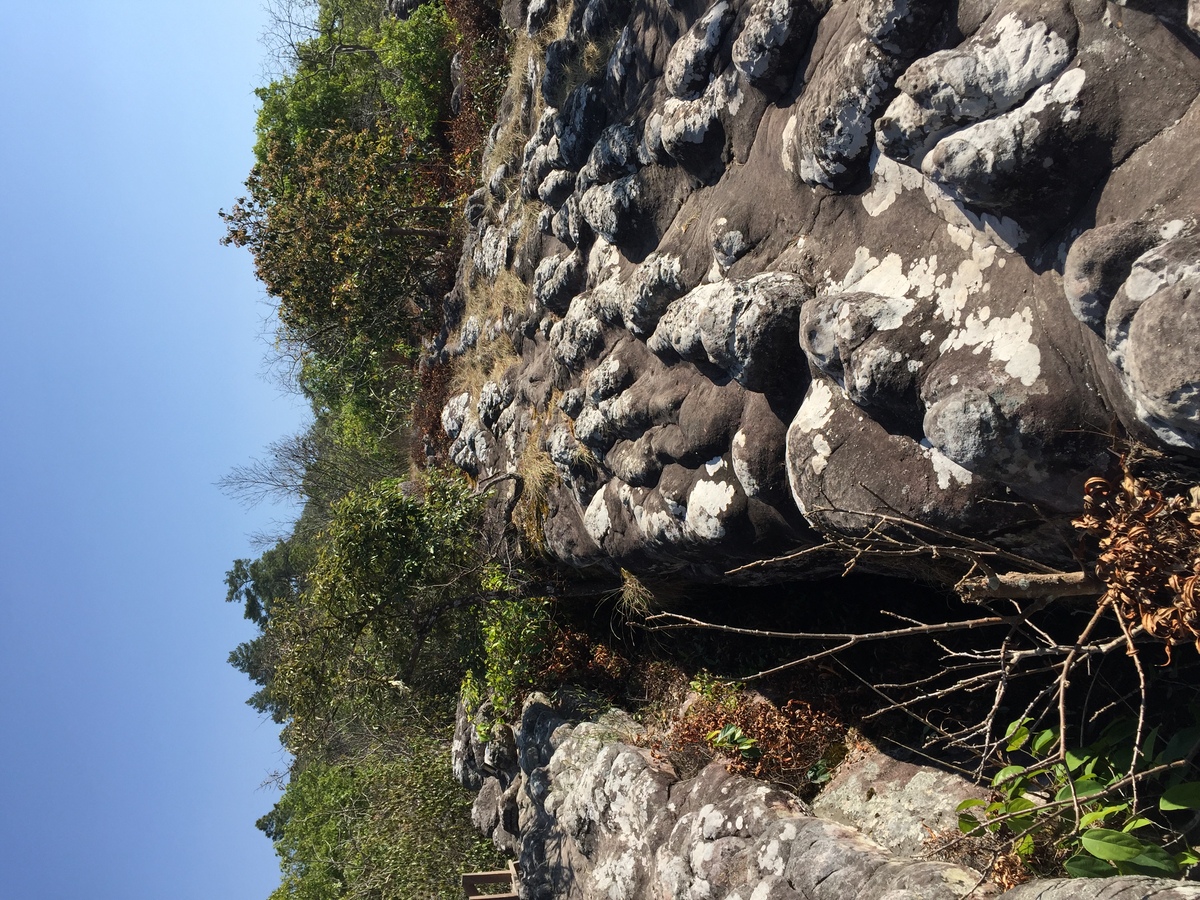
[377,3,455,140]
[480,587,552,717]
[261,738,502,900]
[958,716,1200,878]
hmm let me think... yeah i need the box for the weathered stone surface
[1001,877,1200,899]
[462,697,1200,899]
[811,746,988,857]
[442,0,1200,577]
[466,696,992,900]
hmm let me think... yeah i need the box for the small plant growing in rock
[707,723,761,760]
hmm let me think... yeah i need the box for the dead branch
[956,570,1103,602]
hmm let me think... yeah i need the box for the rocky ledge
[438,0,1200,581]
[454,693,1200,900]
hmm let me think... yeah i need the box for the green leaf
[958,812,982,835]
[992,765,1025,788]
[1174,848,1200,867]
[1005,796,1038,833]
[1080,828,1148,861]
[1005,717,1032,739]
[1115,844,1180,878]
[1064,853,1119,878]
[1065,748,1089,772]
[1121,816,1154,832]
[1030,728,1057,757]
[1160,782,1200,811]
[1079,805,1128,828]
[1006,726,1031,752]
[1055,777,1105,803]
[956,798,987,812]
[1014,834,1035,858]
[1159,726,1200,765]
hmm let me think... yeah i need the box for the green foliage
[957,716,1200,878]
[480,587,552,718]
[226,539,315,722]
[707,723,762,761]
[375,4,455,140]
[298,340,417,453]
[260,739,502,900]
[689,671,742,710]
[269,472,488,759]
[226,538,312,625]
[256,0,454,150]
[223,0,459,440]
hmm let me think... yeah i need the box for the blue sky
[0,2,308,896]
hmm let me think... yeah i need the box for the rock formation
[438,0,1200,582]
[455,694,1200,900]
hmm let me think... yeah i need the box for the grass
[513,421,559,552]
[616,568,654,620]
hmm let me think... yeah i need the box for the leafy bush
[264,472,488,759]
[479,586,552,718]
[958,716,1200,878]
[376,3,455,140]
[260,739,502,900]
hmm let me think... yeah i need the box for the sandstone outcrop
[454,694,1200,900]
[438,0,1200,580]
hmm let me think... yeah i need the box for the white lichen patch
[921,440,974,489]
[686,479,736,541]
[1022,66,1086,122]
[584,488,612,544]
[862,150,926,217]
[932,256,988,327]
[732,430,760,498]
[940,306,1042,386]
[1160,219,1187,241]
[811,433,832,474]
[796,380,836,433]
[780,113,799,174]
[698,804,727,840]
[705,455,726,476]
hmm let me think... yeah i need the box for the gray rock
[785,36,896,189]
[579,174,640,245]
[811,746,988,857]
[649,272,810,392]
[533,250,587,314]
[438,0,1200,579]
[663,0,735,100]
[576,124,639,192]
[538,167,577,207]
[876,0,1078,166]
[733,0,823,97]
[1105,231,1200,449]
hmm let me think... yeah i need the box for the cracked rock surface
[454,695,1200,900]
[438,0,1200,581]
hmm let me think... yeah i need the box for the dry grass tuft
[616,568,655,621]
[512,422,559,551]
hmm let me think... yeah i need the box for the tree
[226,538,314,722]
[222,124,453,353]
[258,740,500,900]
[222,0,457,441]
[252,472,501,759]
[219,410,411,534]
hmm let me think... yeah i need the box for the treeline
[220,1,521,897]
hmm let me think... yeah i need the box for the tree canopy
[221,0,458,439]
[221,1,514,895]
